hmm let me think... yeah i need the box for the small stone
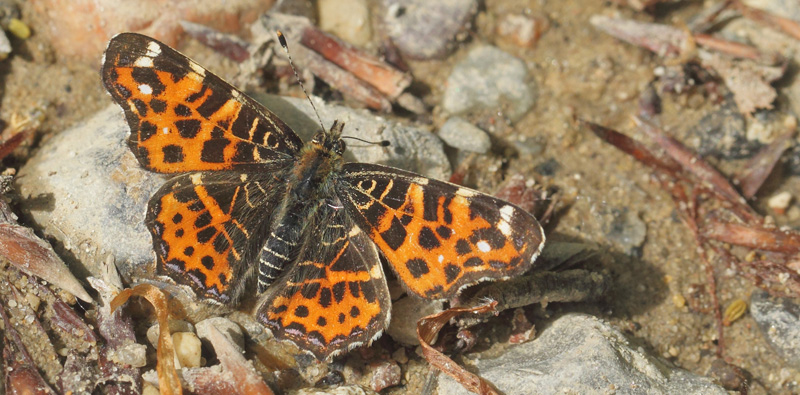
[195,317,245,352]
[391,347,408,364]
[142,383,160,395]
[318,0,372,46]
[382,0,478,59]
[106,343,148,368]
[386,296,443,345]
[603,208,647,255]
[296,385,376,395]
[437,314,726,394]
[172,332,202,368]
[496,14,548,48]
[442,45,534,122]
[368,360,402,392]
[672,293,686,309]
[146,320,194,348]
[438,117,491,153]
[750,291,800,369]
[768,191,792,214]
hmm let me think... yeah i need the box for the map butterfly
[102,32,545,359]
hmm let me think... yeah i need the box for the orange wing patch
[148,171,279,303]
[256,206,390,359]
[339,163,545,300]
[102,32,302,174]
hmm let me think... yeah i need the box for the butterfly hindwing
[255,200,391,359]
[148,170,284,303]
[338,163,545,300]
[102,32,303,174]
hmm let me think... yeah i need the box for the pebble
[442,45,535,122]
[195,317,245,352]
[495,13,548,48]
[146,320,194,348]
[391,347,408,364]
[172,331,202,368]
[437,314,726,394]
[687,96,756,159]
[437,117,492,153]
[368,360,402,392]
[768,191,792,214]
[318,0,372,46]
[381,0,478,59]
[16,96,449,283]
[750,291,800,369]
[603,208,647,255]
[386,296,443,345]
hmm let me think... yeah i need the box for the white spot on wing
[438,255,444,263]
[498,220,512,237]
[190,61,206,76]
[138,84,152,95]
[134,56,154,68]
[456,188,477,198]
[500,205,515,221]
[477,240,491,253]
[146,41,162,57]
[190,173,202,184]
[162,127,169,134]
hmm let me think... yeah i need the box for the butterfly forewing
[255,201,391,359]
[102,33,303,174]
[148,171,283,303]
[338,163,545,300]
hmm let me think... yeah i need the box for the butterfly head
[310,120,346,157]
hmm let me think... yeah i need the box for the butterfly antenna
[276,31,327,133]
[342,135,391,147]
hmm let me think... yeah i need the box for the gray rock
[438,117,491,153]
[750,291,800,369]
[442,46,535,122]
[604,208,647,255]
[196,317,245,352]
[16,95,450,283]
[382,0,477,60]
[438,314,726,395]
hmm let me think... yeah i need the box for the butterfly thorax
[256,122,346,292]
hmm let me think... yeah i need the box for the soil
[2,0,799,394]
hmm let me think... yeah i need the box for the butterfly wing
[102,32,303,173]
[338,163,545,300]
[255,200,391,359]
[148,171,284,303]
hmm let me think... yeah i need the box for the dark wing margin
[255,201,391,360]
[147,171,283,303]
[102,32,303,173]
[337,163,545,300]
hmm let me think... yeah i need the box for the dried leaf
[634,117,747,206]
[0,223,92,302]
[417,302,500,395]
[112,284,182,395]
[206,325,273,395]
[699,52,784,114]
[703,219,800,253]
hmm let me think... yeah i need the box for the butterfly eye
[336,140,346,154]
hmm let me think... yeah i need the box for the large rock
[438,314,726,394]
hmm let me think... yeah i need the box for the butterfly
[101,32,545,359]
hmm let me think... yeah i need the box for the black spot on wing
[196,227,216,243]
[150,99,166,113]
[405,258,429,278]
[380,216,407,251]
[418,226,441,250]
[175,119,201,138]
[162,145,184,163]
[139,121,157,141]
